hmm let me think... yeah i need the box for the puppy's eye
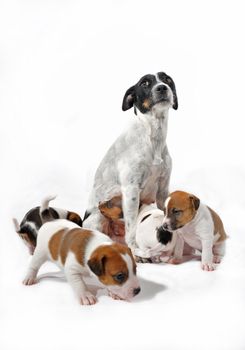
[140,80,150,87]
[172,208,182,216]
[113,272,126,284]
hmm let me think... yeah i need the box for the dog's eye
[172,208,182,216]
[140,80,150,87]
[113,272,126,284]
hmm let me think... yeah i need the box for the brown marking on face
[67,211,83,227]
[87,243,136,285]
[99,196,123,220]
[167,191,200,229]
[59,228,93,265]
[207,207,227,242]
[142,99,151,110]
[49,229,67,260]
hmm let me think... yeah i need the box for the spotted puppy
[83,72,178,255]
[13,196,83,254]
[161,191,227,271]
[23,219,140,305]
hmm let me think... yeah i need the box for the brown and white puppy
[13,196,83,254]
[98,196,126,244]
[23,219,140,305]
[161,191,227,271]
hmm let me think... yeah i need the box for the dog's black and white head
[122,72,178,115]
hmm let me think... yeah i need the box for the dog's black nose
[133,287,141,296]
[156,84,168,93]
[163,223,168,229]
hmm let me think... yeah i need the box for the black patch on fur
[18,224,37,247]
[140,214,151,223]
[83,210,91,221]
[122,72,178,113]
[156,226,173,245]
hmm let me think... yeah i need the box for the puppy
[13,196,83,254]
[99,197,177,262]
[98,196,125,244]
[23,219,140,305]
[161,191,227,271]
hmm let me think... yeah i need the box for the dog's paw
[23,276,37,285]
[79,292,97,306]
[108,290,124,301]
[201,263,215,271]
[213,256,222,264]
[134,255,152,263]
[168,257,182,264]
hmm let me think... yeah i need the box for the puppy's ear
[189,195,200,211]
[67,212,83,227]
[87,255,106,276]
[122,85,135,111]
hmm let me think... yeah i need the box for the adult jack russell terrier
[161,191,227,271]
[23,219,140,305]
[83,72,178,254]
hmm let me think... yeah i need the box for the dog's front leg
[65,264,97,305]
[201,239,215,271]
[156,173,171,211]
[168,235,184,264]
[121,185,140,250]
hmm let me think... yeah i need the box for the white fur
[164,202,226,271]
[23,219,140,305]
[83,74,174,254]
[135,204,177,261]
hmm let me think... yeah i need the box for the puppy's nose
[133,287,141,296]
[163,223,168,230]
[156,84,168,93]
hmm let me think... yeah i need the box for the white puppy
[23,219,140,305]
[161,191,227,271]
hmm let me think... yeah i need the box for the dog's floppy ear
[122,85,135,111]
[160,72,178,110]
[167,76,178,110]
[189,194,200,211]
[87,255,106,276]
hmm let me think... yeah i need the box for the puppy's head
[162,191,200,231]
[122,72,178,114]
[88,243,140,301]
[98,196,123,221]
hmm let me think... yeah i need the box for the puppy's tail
[40,195,57,223]
[12,218,20,232]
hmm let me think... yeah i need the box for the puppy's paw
[201,263,215,271]
[108,290,124,301]
[23,276,37,285]
[213,256,222,264]
[79,292,97,306]
[134,255,152,263]
[168,257,182,264]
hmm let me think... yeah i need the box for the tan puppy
[161,191,227,271]
[98,196,125,244]
[23,219,140,305]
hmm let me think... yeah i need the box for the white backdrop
[1,1,245,350]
